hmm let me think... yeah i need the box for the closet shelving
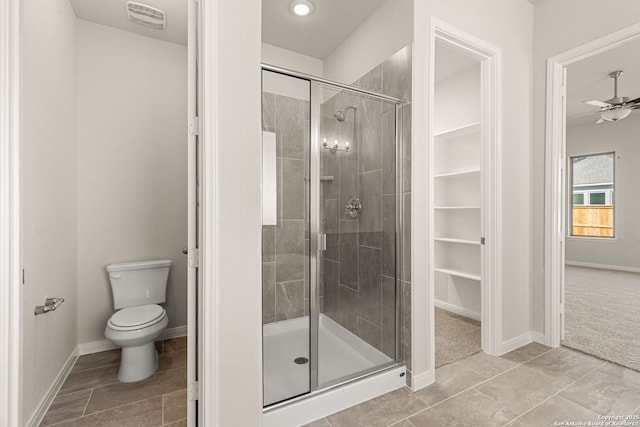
[433,121,482,318]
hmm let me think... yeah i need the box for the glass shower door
[261,70,311,406]
[315,84,399,388]
[262,68,401,408]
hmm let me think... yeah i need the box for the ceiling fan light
[600,107,631,122]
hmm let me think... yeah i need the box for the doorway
[4,0,200,425]
[545,23,640,371]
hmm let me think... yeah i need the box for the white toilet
[105,259,171,383]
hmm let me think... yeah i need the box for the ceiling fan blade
[584,100,612,108]
[625,96,640,108]
[568,111,599,120]
[596,118,604,124]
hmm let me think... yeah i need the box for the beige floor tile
[597,362,640,384]
[85,367,186,414]
[326,388,427,427]
[72,350,121,373]
[54,396,163,427]
[475,366,566,416]
[560,369,640,415]
[414,362,486,406]
[164,337,187,353]
[389,420,416,427]
[509,395,601,427]
[163,388,187,424]
[59,364,119,395]
[523,347,605,386]
[40,389,91,426]
[457,351,519,378]
[501,343,551,364]
[409,389,518,427]
[303,418,331,427]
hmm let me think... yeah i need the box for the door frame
[544,22,640,347]
[413,17,502,390]
[0,0,21,424]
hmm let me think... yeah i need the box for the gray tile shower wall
[319,46,413,368]
[262,93,310,323]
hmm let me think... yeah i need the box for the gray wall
[21,0,78,422]
[261,93,310,323]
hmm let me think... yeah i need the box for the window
[570,152,614,237]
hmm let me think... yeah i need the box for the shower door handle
[319,233,327,251]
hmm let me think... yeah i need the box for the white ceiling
[262,0,386,59]
[69,0,187,45]
[567,37,640,125]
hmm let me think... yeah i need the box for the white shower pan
[263,314,406,427]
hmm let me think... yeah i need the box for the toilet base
[118,342,158,383]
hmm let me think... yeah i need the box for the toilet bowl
[104,259,172,383]
[105,304,169,382]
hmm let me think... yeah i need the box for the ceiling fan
[583,71,640,123]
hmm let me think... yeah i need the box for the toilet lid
[109,304,165,329]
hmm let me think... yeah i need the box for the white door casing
[544,22,640,348]
[0,0,21,425]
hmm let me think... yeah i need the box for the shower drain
[294,357,309,365]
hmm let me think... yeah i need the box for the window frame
[568,151,615,238]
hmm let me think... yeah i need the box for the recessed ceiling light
[291,0,313,16]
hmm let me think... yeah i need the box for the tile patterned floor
[306,344,640,427]
[40,337,187,427]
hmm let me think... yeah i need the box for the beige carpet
[563,265,640,372]
[435,307,481,368]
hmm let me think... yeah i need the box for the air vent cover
[126,1,166,30]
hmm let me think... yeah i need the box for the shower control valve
[345,197,362,219]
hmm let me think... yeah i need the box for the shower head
[334,105,357,122]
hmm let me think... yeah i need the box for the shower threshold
[263,314,406,427]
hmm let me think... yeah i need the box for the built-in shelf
[434,237,481,246]
[434,122,481,139]
[434,268,481,281]
[434,206,481,210]
[434,169,481,179]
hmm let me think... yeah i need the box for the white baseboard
[500,330,548,354]
[565,261,640,274]
[410,369,435,392]
[435,300,481,321]
[501,331,534,354]
[531,331,546,345]
[26,346,78,427]
[78,325,188,356]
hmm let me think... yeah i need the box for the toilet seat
[108,304,166,331]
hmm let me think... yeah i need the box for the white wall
[565,116,640,268]
[532,0,640,332]
[21,0,78,422]
[434,65,480,134]
[323,0,413,85]
[261,43,316,100]
[414,0,535,349]
[207,0,263,424]
[76,20,188,345]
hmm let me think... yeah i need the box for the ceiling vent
[126,2,166,30]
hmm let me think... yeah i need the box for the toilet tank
[106,259,172,309]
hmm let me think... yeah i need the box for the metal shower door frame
[262,63,406,402]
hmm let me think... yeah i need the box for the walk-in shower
[261,65,405,424]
